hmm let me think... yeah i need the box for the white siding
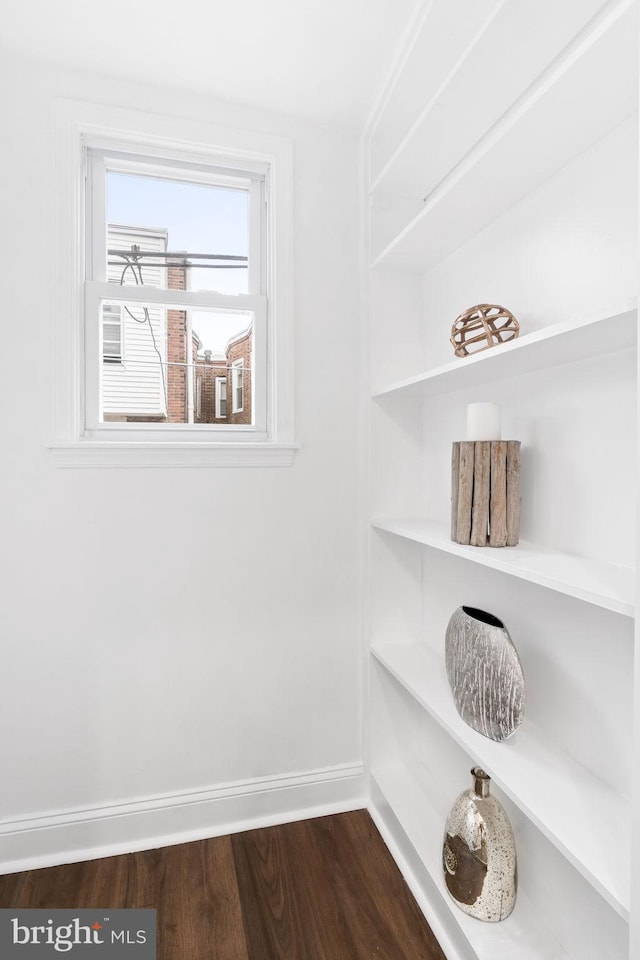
[102,225,168,417]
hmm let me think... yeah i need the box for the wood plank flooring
[0,811,446,959]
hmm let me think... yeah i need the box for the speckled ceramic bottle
[442,767,517,922]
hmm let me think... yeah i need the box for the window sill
[47,441,299,468]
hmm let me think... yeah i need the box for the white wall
[0,54,363,864]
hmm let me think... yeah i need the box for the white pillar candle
[467,403,501,441]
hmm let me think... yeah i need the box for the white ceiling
[1,0,420,129]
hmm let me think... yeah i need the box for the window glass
[80,139,274,444]
[106,172,249,294]
[99,299,253,426]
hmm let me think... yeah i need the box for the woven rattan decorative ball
[451,304,520,358]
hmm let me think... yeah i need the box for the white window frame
[49,99,297,467]
[231,359,245,414]
[86,151,264,437]
[215,377,227,420]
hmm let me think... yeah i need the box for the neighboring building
[102,225,168,422]
[226,328,253,426]
[164,254,190,424]
[193,328,252,426]
[193,347,227,424]
[102,224,253,425]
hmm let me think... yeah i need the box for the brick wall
[194,356,227,423]
[192,329,253,425]
[226,330,252,426]
[166,270,253,426]
[166,259,187,423]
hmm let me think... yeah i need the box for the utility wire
[108,262,246,269]
[108,249,248,261]
[117,255,167,406]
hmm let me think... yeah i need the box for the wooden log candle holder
[451,441,521,547]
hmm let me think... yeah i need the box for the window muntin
[85,148,267,439]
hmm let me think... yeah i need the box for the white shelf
[371,763,570,959]
[371,0,638,273]
[371,640,631,920]
[371,518,635,617]
[372,303,637,400]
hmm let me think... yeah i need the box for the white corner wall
[0,55,364,869]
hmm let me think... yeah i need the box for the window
[86,148,265,434]
[50,99,296,466]
[102,303,122,363]
[215,377,227,419]
[232,360,244,414]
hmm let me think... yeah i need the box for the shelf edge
[371,519,635,618]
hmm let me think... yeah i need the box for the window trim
[49,98,297,467]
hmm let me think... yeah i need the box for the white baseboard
[0,763,365,874]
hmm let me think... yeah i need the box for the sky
[107,172,252,352]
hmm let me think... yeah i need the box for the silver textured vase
[445,605,525,741]
[443,767,517,922]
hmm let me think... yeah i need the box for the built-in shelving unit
[364,0,638,957]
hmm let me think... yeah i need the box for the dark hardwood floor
[0,810,445,959]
